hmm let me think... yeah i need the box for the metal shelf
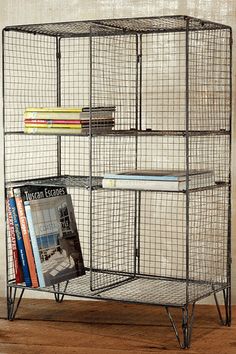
[5,176,229,193]
[4,129,231,137]
[5,175,102,190]
[8,273,227,308]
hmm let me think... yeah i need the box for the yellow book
[25,107,83,113]
[24,108,83,120]
[24,123,82,129]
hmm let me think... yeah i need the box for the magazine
[25,194,85,287]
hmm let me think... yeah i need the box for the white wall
[0,0,235,303]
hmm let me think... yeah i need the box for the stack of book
[24,106,115,135]
[6,185,85,288]
[102,169,215,191]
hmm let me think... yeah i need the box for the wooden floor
[0,297,235,354]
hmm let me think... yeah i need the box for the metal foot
[213,287,231,326]
[53,281,69,303]
[7,287,25,321]
[165,304,195,349]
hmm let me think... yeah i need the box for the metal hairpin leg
[53,281,69,303]
[213,287,231,326]
[165,303,195,349]
[7,287,25,321]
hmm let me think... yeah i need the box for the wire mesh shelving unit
[2,15,232,348]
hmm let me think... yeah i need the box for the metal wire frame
[2,16,232,348]
[3,15,231,38]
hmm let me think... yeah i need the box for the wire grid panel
[61,137,90,177]
[188,29,231,131]
[189,187,229,297]
[60,37,90,181]
[30,273,223,307]
[98,276,224,306]
[141,32,186,131]
[138,192,186,280]
[137,135,185,170]
[91,34,137,131]
[61,37,90,107]
[91,189,136,291]
[92,136,137,176]
[189,135,230,183]
[3,31,57,132]
[61,136,137,178]
[89,33,138,290]
[3,31,58,184]
[5,135,58,183]
[67,188,90,269]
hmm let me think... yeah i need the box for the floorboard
[0,298,235,353]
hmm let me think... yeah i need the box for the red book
[6,199,24,284]
[14,188,39,288]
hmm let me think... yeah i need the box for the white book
[24,201,45,287]
[102,170,215,191]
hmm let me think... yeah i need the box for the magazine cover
[18,184,67,202]
[26,194,85,287]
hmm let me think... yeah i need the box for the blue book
[24,201,45,287]
[7,190,32,287]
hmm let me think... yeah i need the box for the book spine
[7,193,32,287]
[82,106,116,112]
[24,119,82,124]
[24,123,82,129]
[24,118,114,124]
[14,189,39,288]
[25,107,83,113]
[79,111,113,118]
[102,178,179,191]
[24,201,45,288]
[24,112,83,120]
[103,174,178,181]
[6,199,24,284]
[24,126,113,135]
[24,127,83,135]
[103,174,215,191]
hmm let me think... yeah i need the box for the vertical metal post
[133,34,139,276]
[185,18,190,309]
[2,29,9,313]
[139,34,142,132]
[56,36,61,176]
[135,34,139,135]
[227,27,233,326]
[137,34,142,274]
[89,26,93,290]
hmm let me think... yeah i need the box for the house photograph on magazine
[27,194,85,287]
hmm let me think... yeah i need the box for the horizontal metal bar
[4,129,231,137]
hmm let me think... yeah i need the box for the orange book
[14,188,39,287]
